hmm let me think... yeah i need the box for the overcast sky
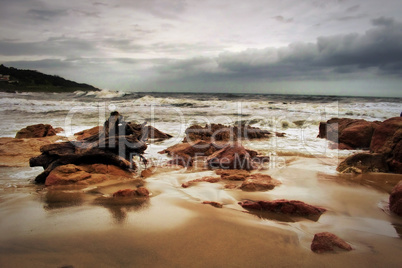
[1,0,401,97]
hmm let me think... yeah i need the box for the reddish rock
[74,126,103,140]
[370,117,402,173]
[311,232,352,253]
[202,201,223,208]
[240,174,281,191]
[45,163,133,186]
[207,143,255,170]
[389,180,402,216]
[160,140,220,157]
[113,187,150,197]
[215,169,250,180]
[239,199,326,216]
[318,118,379,149]
[141,167,155,178]
[15,124,57,139]
[184,123,271,142]
[182,176,220,188]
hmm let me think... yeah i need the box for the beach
[0,91,402,267]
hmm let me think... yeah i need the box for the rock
[0,136,63,167]
[113,187,150,197]
[207,143,256,170]
[311,232,352,253]
[15,124,57,139]
[239,174,281,191]
[45,163,133,186]
[370,117,402,173]
[336,153,389,173]
[182,176,220,188]
[389,180,402,216]
[239,199,326,216]
[215,169,250,180]
[54,127,64,133]
[202,201,223,208]
[318,118,379,149]
[141,167,156,178]
[160,140,220,157]
[74,126,102,140]
[184,123,271,142]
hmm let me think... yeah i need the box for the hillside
[0,64,99,92]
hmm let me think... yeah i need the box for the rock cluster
[318,118,379,150]
[184,123,271,142]
[30,112,172,185]
[320,117,402,174]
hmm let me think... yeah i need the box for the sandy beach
[1,155,401,267]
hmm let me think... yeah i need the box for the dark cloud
[345,5,360,13]
[0,37,97,56]
[154,18,402,82]
[27,8,68,21]
[273,16,293,23]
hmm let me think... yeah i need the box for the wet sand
[1,157,402,267]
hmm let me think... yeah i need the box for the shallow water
[1,156,401,267]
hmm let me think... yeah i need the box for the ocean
[1,90,402,267]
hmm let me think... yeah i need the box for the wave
[85,89,127,99]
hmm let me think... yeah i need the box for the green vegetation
[0,64,99,92]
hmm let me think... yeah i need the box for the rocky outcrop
[184,123,271,142]
[45,163,133,186]
[389,180,402,216]
[239,174,281,191]
[318,118,379,149]
[311,232,352,253]
[336,153,389,173]
[239,199,326,216]
[15,124,57,139]
[215,169,250,180]
[370,117,402,173]
[29,112,154,184]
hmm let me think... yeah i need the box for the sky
[0,0,402,97]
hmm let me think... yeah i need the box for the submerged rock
[311,232,352,253]
[113,187,150,198]
[182,176,220,188]
[239,174,281,191]
[15,124,57,139]
[239,199,326,216]
[202,201,223,208]
[337,153,389,173]
[389,180,402,216]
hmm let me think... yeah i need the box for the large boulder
[370,117,402,173]
[389,180,402,216]
[74,126,103,140]
[15,124,57,139]
[311,232,352,253]
[239,174,281,191]
[336,153,389,173]
[318,118,379,149]
[239,199,326,216]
